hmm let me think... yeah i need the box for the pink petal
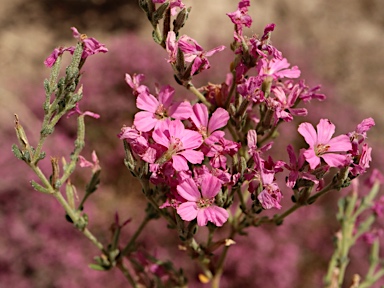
[172,154,189,171]
[191,103,209,128]
[298,122,317,147]
[303,148,321,170]
[200,174,221,198]
[177,202,198,221]
[258,190,282,210]
[152,126,171,148]
[327,135,352,152]
[275,66,301,79]
[247,130,258,151]
[196,209,209,226]
[136,93,159,113]
[206,206,229,227]
[208,108,229,134]
[134,111,158,132]
[286,144,296,166]
[287,170,299,188]
[158,85,175,108]
[272,87,286,103]
[191,56,203,75]
[205,45,226,57]
[205,131,225,145]
[179,150,204,164]
[316,119,335,144]
[169,101,192,120]
[321,153,350,168]
[180,129,203,150]
[168,120,185,139]
[271,58,290,72]
[177,178,200,201]
[356,118,375,134]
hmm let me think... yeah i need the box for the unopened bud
[174,7,191,34]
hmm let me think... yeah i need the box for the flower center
[156,137,183,165]
[197,197,214,209]
[315,143,330,156]
[155,104,167,119]
[198,126,208,139]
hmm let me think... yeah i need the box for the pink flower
[44,47,74,68]
[284,145,318,189]
[205,138,240,169]
[176,174,228,226]
[66,102,100,119]
[79,151,100,173]
[125,73,149,96]
[178,35,225,75]
[298,119,352,170]
[271,86,307,123]
[237,76,264,104]
[152,119,204,171]
[249,24,282,59]
[350,143,372,176]
[247,130,273,159]
[190,103,229,144]
[226,0,252,35]
[348,117,375,155]
[166,31,178,63]
[134,85,192,132]
[258,58,300,80]
[118,126,157,163]
[71,27,108,58]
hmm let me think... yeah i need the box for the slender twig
[120,216,151,257]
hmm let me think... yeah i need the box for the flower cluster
[119,0,376,228]
[119,76,237,226]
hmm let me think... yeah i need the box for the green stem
[210,230,235,288]
[187,83,212,108]
[116,261,138,288]
[224,70,237,109]
[272,203,300,224]
[120,216,151,257]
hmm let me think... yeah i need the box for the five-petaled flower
[176,174,228,226]
[152,119,204,171]
[298,119,352,170]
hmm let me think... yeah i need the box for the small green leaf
[88,264,107,271]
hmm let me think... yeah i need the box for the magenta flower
[350,143,372,176]
[176,174,228,226]
[298,119,352,170]
[78,151,100,173]
[71,27,108,58]
[44,47,74,67]
[134,85,192,132]
[226,0,252,35]
[190,103,229,145]
[178,35,225,75]
[284,145,318,189]
[118,126,157,164]
[125,73,149,96]
[258,58,300,80]
[271,86,307,123]
[152,119,204,171]
[247,130,273,160]
[66,102,100,119]
[166,31,178,63]
[348,117,375,155]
